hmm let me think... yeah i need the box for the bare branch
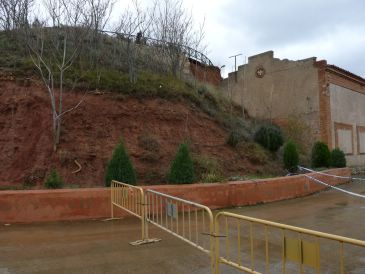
[56,95,85,119]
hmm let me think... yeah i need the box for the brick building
[222,51,365,166]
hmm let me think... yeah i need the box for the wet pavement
[228,180,365,240]
[220,180,365,274]
[1,181,364,274]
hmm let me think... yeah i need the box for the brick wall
[0,168,351,223]
[326,67,365,95]
[189,60,221,86]
[316,60,333,147]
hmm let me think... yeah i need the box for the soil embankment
[0,80,281,187]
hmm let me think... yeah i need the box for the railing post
[142,192,149,240]
[141,191,146,241]
[111,181,114,218]
[213,214,220,274]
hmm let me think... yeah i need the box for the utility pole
[229,53,242,82]
[241,55,247,119]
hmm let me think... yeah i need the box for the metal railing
[145,189,215,273]
[214,212,365,274]
[110,180,160,245]
[100,30,214,67]
[111,182,365,273]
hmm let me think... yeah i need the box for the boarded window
[334,123,353,155]
[357,126,365,154]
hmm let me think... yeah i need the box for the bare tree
[82,0,115,84]
[87,0,114,34]
[151,0,206,77]
[26,0,91,151]
[114,0,155,83]
[0,0,33,31]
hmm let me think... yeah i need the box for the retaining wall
[0,168,351,223]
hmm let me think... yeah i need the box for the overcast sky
[180,0,365,78]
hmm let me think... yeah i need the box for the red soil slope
[0,80,282,188]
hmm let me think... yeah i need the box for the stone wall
[0,168,351,223]
[221,51,321,150]
[220,51,365,166]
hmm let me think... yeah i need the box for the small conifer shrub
[254,125,284,152]
[331,148,346,168]
[105,140,137,187]
[226,131,241,147]
[311,141,331,168]
[283,140,299,172]
[44,169,64,189]
[168,143,195,184]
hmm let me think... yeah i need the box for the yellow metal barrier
[110,180,160,245]
[145,189,216,274]
[111,183,365,273]
[214,212,365,274]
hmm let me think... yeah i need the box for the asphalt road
[1,181,364,274]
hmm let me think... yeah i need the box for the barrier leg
[129,193,161,246]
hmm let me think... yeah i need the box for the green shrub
[168,143,195,184]
[237,142,269,165]
[201,173,224,183]
[254,125,284,152]
[226,131,241,147]
[44,169,64,189]
[283,140,299,172]
[311,141,331,168]
[193,154,223,182]
[105,140,137,187]
[331,148,346,168]
[138,131,160,152]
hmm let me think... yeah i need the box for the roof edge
[326,64,365,85]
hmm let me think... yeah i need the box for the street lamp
[229,53,242,82]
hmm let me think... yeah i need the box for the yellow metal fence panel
[145,189,216,274]
[284,237,301,264]
[302,240,320,269]
[111,180,144,219]
[214,212,365,274]
[110,180,161,245]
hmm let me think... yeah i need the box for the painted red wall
[189,61,222,86]
[0,168,351,223]
[0,188,110,223]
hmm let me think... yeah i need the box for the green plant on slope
[311,141,331,168]
[283,140,299,172]
[226,131,242,147]
[193,154,224,183]
[168,142,195,184]
[105,140,137,187]
[331,148,346,168]
[254,125,284,152]
[44,169,64,189]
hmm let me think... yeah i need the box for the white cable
[303,174,365,199]
[298,166,365,181]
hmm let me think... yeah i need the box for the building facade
[221,51,365,166]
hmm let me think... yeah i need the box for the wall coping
[0,168,351,223]
[0,168,350,195]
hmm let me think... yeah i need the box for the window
[357,126,365,155]
[334,123,353,155]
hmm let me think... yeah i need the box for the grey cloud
[219,0,365,47]
[327,45,365,77]
[207,0,365,77]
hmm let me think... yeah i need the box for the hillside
[0,79,284,188]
